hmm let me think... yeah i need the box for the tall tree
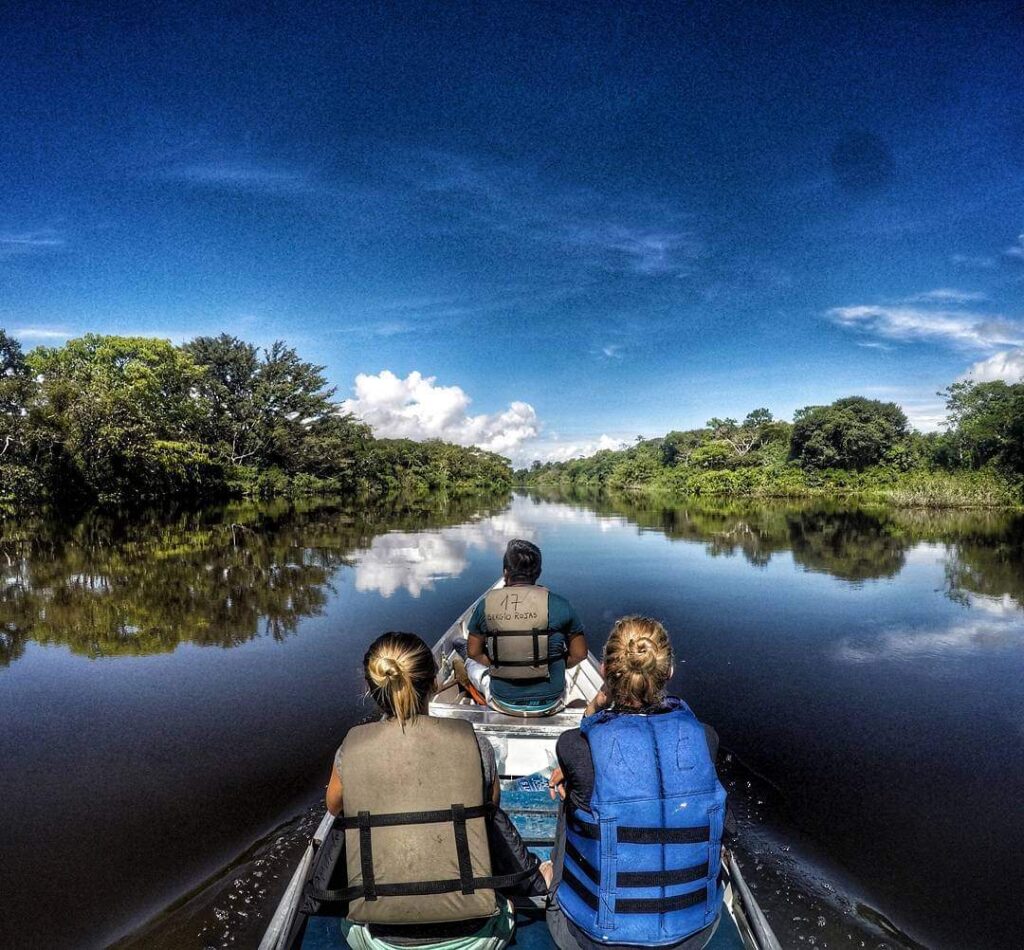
[790,396,908,470]
[28,335,216,499]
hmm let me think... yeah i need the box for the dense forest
[519,388,1024,508]
[0,331,511,511]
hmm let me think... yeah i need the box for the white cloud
[521,433,625,464]
[341,370,539,456]
[1004,234,1024,262]
[951,253,996,269]
[12,327,72,341]
[906,288,986,304]
[0,230,64,257]
[829,303,1024,351]
[601,344,623,359]
[961,348,1024,383]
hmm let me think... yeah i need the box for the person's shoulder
[467,597,486,631]
[545,589,584,630]
[556,726,586,755]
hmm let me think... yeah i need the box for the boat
[259,581,782,950]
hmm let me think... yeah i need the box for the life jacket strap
[312,802,534,904]
[311,868,536,904]
[567,809,710,845]
[339,804,491,828]
[566,837,709,889]
[562,866,710,915]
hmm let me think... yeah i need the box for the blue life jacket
[560,698,727,946]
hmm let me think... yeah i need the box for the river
[1,492,1022,949]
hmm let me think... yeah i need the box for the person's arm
[566,630,588,669]
[325,764,344,816]
[561,599,587,669]
[466,601,492,666]
[467,632,491,666]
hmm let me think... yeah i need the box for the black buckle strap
[357,811,376,901]
[490,658,550,668]
[618,825,710,845]
[565,838,600,885]
[339,804,490,829]
[562,868,708,916]
[451,804,475,895]
[311,867,536,904]
[617,887,708,914]
[619,862,709,888]
[569,810,710,847]
[565,839,708,890]
[562,865,599,911]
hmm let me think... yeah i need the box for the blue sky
[2,1,1022,462]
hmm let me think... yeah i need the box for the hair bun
[625,636,658,672]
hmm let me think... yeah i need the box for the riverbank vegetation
[0,331,511,511]
[519,388,1024,508]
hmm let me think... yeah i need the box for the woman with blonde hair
[323,632,550,950]
[544,618,729,950]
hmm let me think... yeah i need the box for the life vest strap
[570,810,711,846]
[562,867,709,915]
[339,803,491,829]
[311,867,536,904]
[317,802,533,904]
[566,838,709,889]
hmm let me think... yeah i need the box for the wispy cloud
[415,152,701,278]
[11,327,72,341]
[160,160,314,195]
[906,288,987,304]
[855,341,893,351]
[828,302,1024,351]
[600,343,624,359]
[0,230,65,258]
[1004,233,1024,263]
[951,253,996,269]
[961,348,1024,383]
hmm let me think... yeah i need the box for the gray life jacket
[337,716,525,924]
[483,585,554,680]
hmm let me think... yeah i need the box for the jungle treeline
[519,388,1024,508]
[0,331,511,511]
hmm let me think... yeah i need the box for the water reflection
[0,494,510,667]
[3,492,1022,668]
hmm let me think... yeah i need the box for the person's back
[465,539,587,714]
[546,617,727,950]
[324,631,549,950]
[340,714,497,925]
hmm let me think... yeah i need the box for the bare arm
[467,632,491,667]
[566,631,588,669]
[325,764,344,816]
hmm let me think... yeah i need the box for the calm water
[1,493,1022,949]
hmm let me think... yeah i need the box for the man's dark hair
[503,539,542,583]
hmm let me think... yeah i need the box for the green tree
[28,335,218,500]
[0,331,32,459]
[790,397,908,471]
[943,380,1024,475]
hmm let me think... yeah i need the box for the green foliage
[790,397,908,471]
[520,391,1022,509]
[942,380,1024,476]
[3,331,513,508]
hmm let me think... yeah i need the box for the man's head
[503,538,542,584]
